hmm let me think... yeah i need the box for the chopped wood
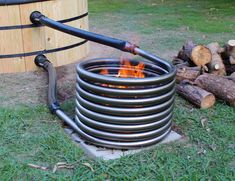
[191,45,212,67]
[177,41,212,67]
[206,42,226,75]
[228,40,235,47]
[176,66,201,83]
[176,80,215,109]
[225,64,235,75]
[172,57,186,65]
[228,40,235,65]
[230,72,235,77]
[195,74,235,106]
[175,62,190,68]
[224,72,235,83]
[221,40,235,66]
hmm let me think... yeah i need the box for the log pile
[173,40,235,108]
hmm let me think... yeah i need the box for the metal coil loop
[75,58,176,149]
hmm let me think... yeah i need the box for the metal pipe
[32,11,176,149]
[30,11,132,52]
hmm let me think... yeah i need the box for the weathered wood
[176,80,215,109]
[176,66,201,83]
[225,64,235,75]
[172,57,186,65]
[191,45,212,67]
[0,6,25,73]
[228,40,235,65]
[177,41,212,67]
[225,72,235,83]
[195,74,235,106]
[177,41,195,63]
[221,40,235,66]
[206,42,226,75]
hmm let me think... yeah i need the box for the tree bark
[206,42,226,75]
[221,40,235,66]
[228,40,235,64]
[176,80,215,109]
[195,74,235,106]
[177,41,212,67]
[225,72,235,83]
[176,66,201,83]
[172,57,186,65]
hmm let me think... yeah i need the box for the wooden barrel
[0,0,89,73]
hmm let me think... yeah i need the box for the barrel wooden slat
[0,0,89,73]
[20,2,46,71]
[0,5,26,73]
[42,0,87,67]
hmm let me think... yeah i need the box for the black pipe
[34,55,174,149]
[30,11,134,53]
[34,55,60,113]
[32,12,176,149]
[34,55,85,137]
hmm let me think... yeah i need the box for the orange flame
[100,59,145,78]
[100,68,109,75]
[117,59,145,78]
[99,59,145,88]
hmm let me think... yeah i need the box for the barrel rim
[0,0,50,6]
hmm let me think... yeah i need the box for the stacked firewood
[173,40,235,109]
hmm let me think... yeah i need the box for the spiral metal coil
[75,58,176,149]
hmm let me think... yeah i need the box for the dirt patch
[0,41,122,107]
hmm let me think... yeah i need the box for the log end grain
[191,45,212,66]
[200,94,216,109]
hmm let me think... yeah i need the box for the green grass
[89,0,235,33]
[1,0,235,180]
[0,99,234,180]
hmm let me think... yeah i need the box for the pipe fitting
[30,11,45,25]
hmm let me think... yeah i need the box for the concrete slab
[65,129,182,160]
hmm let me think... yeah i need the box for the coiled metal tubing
[75,57,176,149]
[31,11,176,149]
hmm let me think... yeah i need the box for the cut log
[176,80,215,109]
[175,62,190,69]
[230,72,235,78]
[176,66,201,83]
[191,45,212,67]
[228,40,235,65]
[206,42,226,75]
[172,57,186,65]
[221,40,235,66]
[225,72,235,83]
[225,64,235,75]
[195,74,235,106]
[177,41,212,67]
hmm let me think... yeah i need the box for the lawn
[0,0,235,180]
